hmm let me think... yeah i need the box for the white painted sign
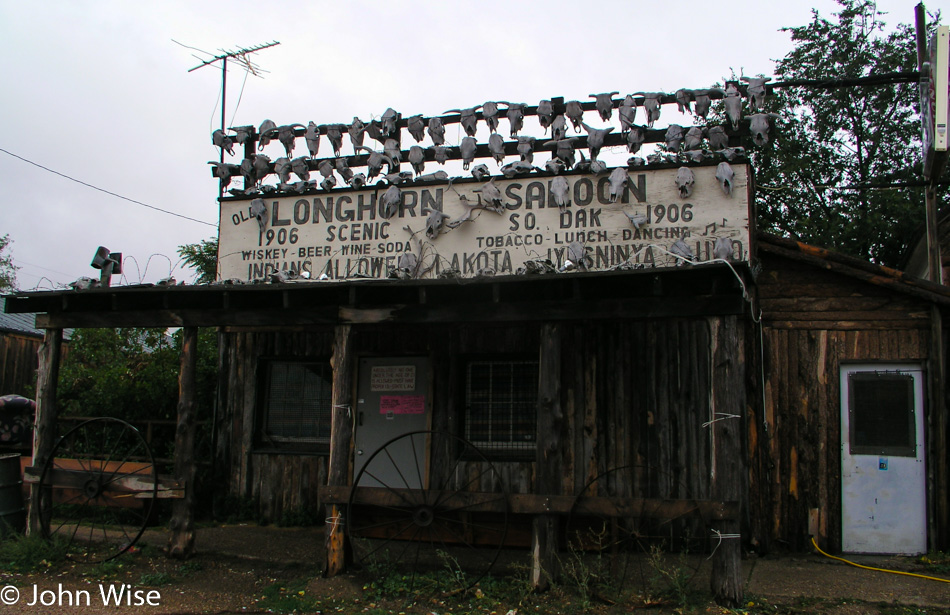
[370,365,416,392]
[217,165,750,281]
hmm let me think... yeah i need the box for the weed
[276,505,320,528]
[177,560,203,576]
[137,571,173,586]
[255,577,324,614]
[646,544,698,609]
[878,607,950,615]
[87,558,125,579]
[0,534,68,573]
[215,495,261,525]
[916,550,950,574]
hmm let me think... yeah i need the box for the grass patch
[177,560,203,576]
[0,534,69,572]
[87,558,127,579]
[255,577,326,614]
[275,505,320,528]
[916,551,950,574]
[137,571,173,587]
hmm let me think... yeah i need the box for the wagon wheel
[564,465,709,604]
[347,430,508,599]
[38,417,157,563]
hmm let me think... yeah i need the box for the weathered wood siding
[218,330,335,521]
[0,332,42,397]
[754,254,932,551]
[220,319,727,524]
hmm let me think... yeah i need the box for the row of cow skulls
[212,76,773,161]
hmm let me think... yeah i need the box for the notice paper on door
[371,365,416,391]
[380,395,425,415]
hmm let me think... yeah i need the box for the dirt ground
[1,524,948,615]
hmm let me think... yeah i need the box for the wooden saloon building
[4,98,950,605]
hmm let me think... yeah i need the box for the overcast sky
[0,0,936,290]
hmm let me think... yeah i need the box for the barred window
[464,359,538,458]
[257,360,332,452]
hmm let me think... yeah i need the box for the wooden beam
[168,327,198,558]
[532,323,562,590]
[27,328,62,536]
[324,324,354,578]
[709,315,745,607]
[23,466,183,498]
[932,306,948,549]
[321,485,739,520]
[31,294,746,329]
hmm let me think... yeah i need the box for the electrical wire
[810,536,950,584]
[0,147,216,227]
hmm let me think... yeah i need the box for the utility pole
[188,41,280,191]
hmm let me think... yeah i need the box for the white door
[353,357,430,488]
[840,364,926,554]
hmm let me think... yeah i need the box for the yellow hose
[810,536,950,584]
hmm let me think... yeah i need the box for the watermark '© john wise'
[1,583,161,607]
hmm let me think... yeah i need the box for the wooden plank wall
[220,319,723,525]
[0,332,42,397]
[218,329,334,521]
[754,254,932,551]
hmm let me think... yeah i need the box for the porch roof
[3,263,749,329]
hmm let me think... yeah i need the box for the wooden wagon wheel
[564,465,710,604]
[347,430,509,598]
[37,417,157,563]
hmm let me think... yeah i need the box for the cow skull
[565,100,584,132]
[406,114,425,142]
[381,185,401,219]
[716,161,735,195]
[589,92,619,121]
[608,167,628,202]
[460,136,477,170]
[506,102,527,137]
[748,113,780,146]
[427,117,446,145]
[348,118,366,151]
[305,122,321,158]
[551,176,570,213]
[582,122,614,160]
[741,75,771,111]
[674,167,695,198]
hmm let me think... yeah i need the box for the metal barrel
[0,453,26,536]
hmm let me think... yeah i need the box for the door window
[847,372,916,457]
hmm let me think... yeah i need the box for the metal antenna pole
[188,41,281,196]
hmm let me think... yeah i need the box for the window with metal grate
[256,360,332,453]
[464,359,538,460]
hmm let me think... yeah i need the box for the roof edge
[756,232,950,306]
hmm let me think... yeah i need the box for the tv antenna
[185,41,281,184]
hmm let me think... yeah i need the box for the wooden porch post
[532,323,562,590]
[27,328,63,536]
[168,326,198,558]
[325,324,354,577]
[709,315,744,606]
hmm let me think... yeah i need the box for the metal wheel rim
[565,464,709,601]
[37,417,157,563]
[347,430,509,598]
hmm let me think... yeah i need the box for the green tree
[749,0,944,267]
[58,328,180,421]
[0,234,19,291]
[177,237,218,284]
[56,326,217,469]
